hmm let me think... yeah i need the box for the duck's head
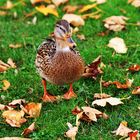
[54,20,76,48]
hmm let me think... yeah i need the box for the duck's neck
[55,39,70,52]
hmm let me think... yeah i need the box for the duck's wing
[37,38,56,59]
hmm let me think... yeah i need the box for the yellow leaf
[35,5,59,17]
[2,80,10,90]
[30,0,51,5]
[78,3,97,13]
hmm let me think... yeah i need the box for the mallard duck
[35,20,84,102]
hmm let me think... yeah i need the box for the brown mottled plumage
[35,20,84,102]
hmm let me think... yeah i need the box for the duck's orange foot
[63,90,77,100]
[42,94,57,102]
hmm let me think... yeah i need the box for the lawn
[0,0,140,139]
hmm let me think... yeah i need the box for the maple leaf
[65,122,78,140]
[103,16,128,32]
[128,0,140,7]
[92,97,123,107]
[63,5,78,13]
[72,106,82,115]
[35,5,59,17]
[128,130,139,140]
[22,102,42,118]
[2,110,27,127]
[112,121,133,137]
[8,99,26,106]
[21,122,35,137]
[62,14,85,27]
[77,34,86,40]
[76,106,108,123]
[0,104,13,111]
[107,37,128,54]
[102,79,133,89]
[128,64,140,72]
[82,55,103,79]
[132,86,140,95]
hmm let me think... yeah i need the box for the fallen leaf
[82,55,103,79]
[0,104,13,111]
[82,12,101,20]
[22,102,42,118]
[97,30,109,36]
[52,0,68,6]
[9,44,22,49]
[7,58,17,68]
[102,79,133,89]
[0,11,8,16]
[0,0,13,10]
[72,106,82,115]
[107,37,128,53]
[9,99,26,106]
[92,97,123,107]
[128,130,139,140]
[0,60,10,72]
[103,16,128,32]
[132,86,140,95]
[94,93,111,99]
[35,5,58,17]
[89,0,106,4]
[63,5,78,13]
[128,64,140,72]
[2,80,10,90]
[0,138,31,140]
[65,122,78,140]
[62,14,85,26]
[2,110,27,127]
[30,0,51,5]
[78,3,97,13]
[77,34,86,40]
[112,121,133,137]
[21,122,35,137]
[128,0,140,7]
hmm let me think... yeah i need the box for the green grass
[0,0,140,139]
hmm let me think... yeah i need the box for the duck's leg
[42,79,57,102]
[63,84,77,100]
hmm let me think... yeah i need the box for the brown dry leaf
[128,0,140,7]
[65,122,78,140]
[9,44,22,49]
[77,34,86,40]
[9,99,26,106]
[52,0,68,6]
[128,64,140,72]
[92,97,123,107]
[94,93,111,99]
[30,0,51,5]
[72,106,82,115]
[76,106,108,122]
[108,37,128,54]
[89,0,106,4]
[23,102,42,118]
[35,5,59,17]
[21,122,35,137]
[63,5,78,13]
[128,130,139,140]
[132,86,140,95]
[2,80,10,91]
[0,60,10,72]
[103,16,128,32]
[78,3,97,13]
[62,14,85,27]
[0,0,13,10]
[112,121,133,137]
[82,55,103,79]
[7,58,17,68]
[0,104,13,111]
[2,110,27,127]
[0,11,8,16]
[0,138,31,140]
[102,79,134,89]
